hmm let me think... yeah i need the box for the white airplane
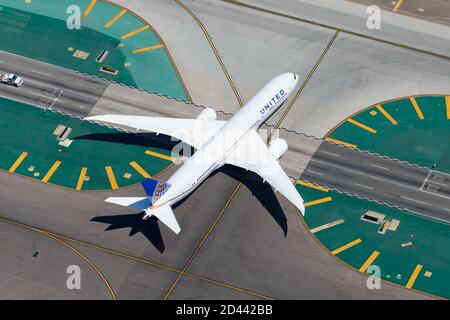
[86,73,305,234]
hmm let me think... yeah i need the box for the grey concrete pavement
[232,0,450,59]
[0,219,111,299]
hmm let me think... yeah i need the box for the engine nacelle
[268,138,288,160]
[196,108,217,121]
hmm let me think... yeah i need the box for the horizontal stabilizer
[105,197,150,210]
[145,204,180,234]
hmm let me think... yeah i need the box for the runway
[0,51,107,117]
[300,142,450,223]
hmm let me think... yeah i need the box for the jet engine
[196,108,217,121]
[268,138,288,160]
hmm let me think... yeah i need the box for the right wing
[86,115,226,149]
[226,130,305,214]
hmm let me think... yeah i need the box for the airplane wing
[86,115,226,149]
[226,130,305,214]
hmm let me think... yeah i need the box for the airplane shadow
[221,165,288,237]
[72,132,194,155]
[91,212,165,253]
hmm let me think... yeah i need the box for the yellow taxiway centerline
[392,0,404,12]
[410,97,425,120]
[121,25,150,40]
[331,239,362,255]
[9,152,28,173]
[406,264,423,289]
[130,161,151,178]
[105,9,127,28]
[42,161,62,183]
[76,167,88,191]
[325,138,357,148]
[304,196,333,207]
[347,118,377,134]
[132,44,164,54]
[359,251,380,272]
[296,180,329,192]
[376,105,398,125]
[83,0,97,17]
[105,166,119,190]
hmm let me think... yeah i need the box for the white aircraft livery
[86,73,305,234]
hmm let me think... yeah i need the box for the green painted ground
[0,0,188,101]
[298,184,450,299]
[328,96,450,173]
[0,97,173,190]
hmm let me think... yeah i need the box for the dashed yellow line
[296,180,329,192]
[83,0,97,17]
[406,264,423,289]
[392,0,404,12]
[445,96,450,119]
[304,196,333,207]
[359,251,380,272]
[9,152,28,173]
[347,118,377,134]
[132,44,164,54]
[76,167,88,191]
[331,239,362,255]
[325,138,357,148]
[121,25,150,40]
[105,166,119,190]
[145,150,174,162]
[376,105,398,125]
[310,219,344,234]
[105,9,127,28]
[129,161,151,178]
[42,161,62,183]
[410,97,424,120]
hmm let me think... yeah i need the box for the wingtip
[298,203,306,216]
[84,115,102,121]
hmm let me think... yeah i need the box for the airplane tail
[105,178,180,234]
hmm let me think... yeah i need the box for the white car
[1,73,23,87]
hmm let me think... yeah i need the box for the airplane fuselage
[150,73,299,210]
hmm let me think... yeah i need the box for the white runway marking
[369,163,390,171]
[307,169,324,176]
[400,196,429,206]
[355,183,374,190]
[31,69,50,76]
[320,150,341,157]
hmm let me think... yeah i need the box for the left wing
[226,130,305,214]
[86,115,226,149]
